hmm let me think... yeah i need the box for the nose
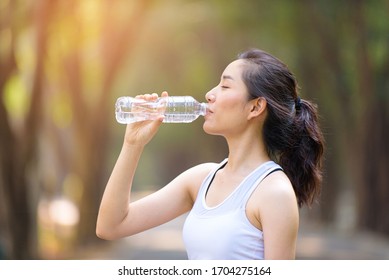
[205,88,216,103]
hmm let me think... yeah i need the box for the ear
[248,97,267,120]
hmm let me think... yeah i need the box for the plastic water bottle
[115,96,208,124]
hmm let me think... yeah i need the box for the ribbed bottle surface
[115,96,207,124]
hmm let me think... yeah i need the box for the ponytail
[279,99,324,207]
[238,49,324,207]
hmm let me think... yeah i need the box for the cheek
[223,98,249,117]
[216,100,239,115]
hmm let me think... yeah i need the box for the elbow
[96,227,109,240]
[96,228,107,240]
[96,222,118,241]
[96,228,117,241]
[96,211,133,240]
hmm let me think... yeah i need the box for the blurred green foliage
[0,0,388,259]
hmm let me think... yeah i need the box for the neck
[224,129,270,174]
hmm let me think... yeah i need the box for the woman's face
[203,59,255,136]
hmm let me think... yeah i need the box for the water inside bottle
[115,97,166,124]
[115,96,208,124]
[162,96,205,123]
[163,113,201,123]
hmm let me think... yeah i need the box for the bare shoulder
[249,170,298,219]
[257,170,297,202]
[253,170,299,259]
[176,162,219,201]
[178,162,218,182]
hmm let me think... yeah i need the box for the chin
[202,122,219,136]
[202,122,212,134]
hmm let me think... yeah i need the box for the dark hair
[238,49,324,207]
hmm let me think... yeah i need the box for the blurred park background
[0,0,388,260]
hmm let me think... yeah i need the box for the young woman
[96,48,324,260]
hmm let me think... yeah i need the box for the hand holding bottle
[123,92,167,147]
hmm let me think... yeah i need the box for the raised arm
[96,93,164,239]
[96,92,213,240]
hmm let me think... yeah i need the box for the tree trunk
[0,0,53,259]
[67,0,154,246]
[355,0,389,233]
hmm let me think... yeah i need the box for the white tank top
[182,159,282,260]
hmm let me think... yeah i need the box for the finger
[142,93,158,101]
[156,115,165,122]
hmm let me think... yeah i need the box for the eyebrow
[222,75,234,81]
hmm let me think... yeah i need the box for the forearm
[97,93,165,239]
[96,143,144,239]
